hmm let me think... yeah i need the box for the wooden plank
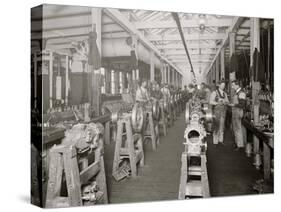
[201,155,210,198]
[178,152,188,199]
[79,161,100,185]
[185,181,202,196]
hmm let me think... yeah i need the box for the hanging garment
[130,50,138,70]
[252,48,266,83]
[88,31,101,69]
[230,54,239,74]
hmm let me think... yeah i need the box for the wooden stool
[144,111,160,151]
[45,144,108,208]
[112,115,144,180]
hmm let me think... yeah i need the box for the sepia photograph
[30,4,274,208]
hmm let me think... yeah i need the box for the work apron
[231,92,244,147]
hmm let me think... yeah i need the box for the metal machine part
[131,103,145,133]
[152,100,160,121]
[107,102,145,133]
[185,101,214,125]
[184,122,207,155]
[179,98,210,199]
[62,122,104,152]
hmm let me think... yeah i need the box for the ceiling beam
[167,54,213,59]
[31,11,91,21]
[173,60,212,63]
[157,43,219,49]
[103,8,183,75]
[147,33,225,41]
[164,49,217,55]
[206,17,245,74]
[134,19,233,29]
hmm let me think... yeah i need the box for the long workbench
[242,118,273,180]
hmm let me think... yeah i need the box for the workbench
[242,118,273,180]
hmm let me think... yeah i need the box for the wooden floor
[103,112,271,204]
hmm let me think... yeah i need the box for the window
[111,70,115,94]
[119,72,123,93]
[100,67,105,94]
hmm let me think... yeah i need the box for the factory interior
[31,4,274,208]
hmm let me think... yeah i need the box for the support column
[33,53,37,108]
[161,62,164,84]
[174,70,177,87]
[216,58,220,83]
[250,18,261,169]
[175,72,178,88]
[220,47,225,80]
[229,32,236,81]
[250,17,261,117]
[90,8,102,116]
[250,18,260,64]
[150,51,155,82]
[171,69,174,86]
[49,52,53,109]
[167,65,170,84]
[65,55,69,105]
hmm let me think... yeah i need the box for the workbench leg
[104,121,110,145]
[149,113,157,151]
[63,147,82,207]
[263,142,271,180]
[137,136,144,167]
[126,120,137,177]
[178,153,188,200]
[155,124,160,145]
[242,125,247,147]
[45,150,63,208]
[112,121,123,175]
[253,135,261,170]
[95,155,108,204]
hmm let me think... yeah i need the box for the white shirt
[136,87,150,102]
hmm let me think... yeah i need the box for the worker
[204,85,211,103]
[136,80,150,104]
[229,80,246,151]
[209,80,229,146]
[197,82,211,103]
[151,82,163,100]
[161,83,171,102]
[187,83,195,100]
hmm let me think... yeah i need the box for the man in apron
[229,80,246,151]
[209,80,229,146]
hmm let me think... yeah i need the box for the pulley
[131,103,144,133]
[204,108,214,123]
[111,111,120,123]
[202,103,209,112]
[163,100,169,113]
[152,100,160,121]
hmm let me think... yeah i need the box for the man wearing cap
[209,80,229,146]
[229,80,246,150]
